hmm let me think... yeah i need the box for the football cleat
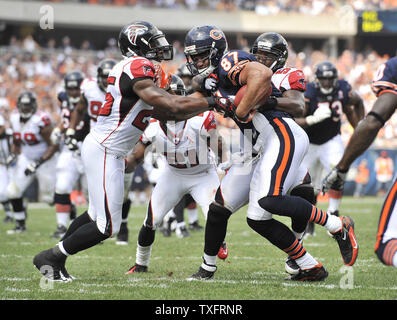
[7,220,26,234]
[286,263,328,281]
[3,216,13,223]
[187,266,216,281]
[303,222,316,239]
[176,226,190,238]
[51,225,67,239]
[33,248,72,282]
[125,264,148,274]
[217,241,229,260]
[116,222,129,245]
[331,216,358,266]
[285,256,300,275]
[188,221,204,231]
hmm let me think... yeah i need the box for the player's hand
[6,153,17,166]
[257,96,278,111]
[217,160,232,175]
[50,127,62,145]
[65,128,78,151]
[306,104,331,126]
[204,73,218,92]
[322,167,347,193]
[24,159,43,176]
[207,96,236,118]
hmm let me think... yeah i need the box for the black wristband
[367,111,385,126]
[205,96,216,107]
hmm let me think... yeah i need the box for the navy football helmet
[64,71,84,104]
[251,32,288,72]
[17,91,37,121]
[315,61,338,95]
[184,25,228,75]
[118,21,173,61]
[97,58,117,92]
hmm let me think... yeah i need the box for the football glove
[306,104,331,126]
[65,128,78,151]
[322,167,348,193]
[204,73,218,92]
[206,96,236,118]
[50,127,62,145]
[6,153,17,167]
[24,158,43,176]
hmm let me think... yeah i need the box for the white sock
[293,231,305,241]
[324,215,342,233]
[5,210,13,218]
[203,253,217,267]
[176,221,186,229]
[58,241,70,256]
[14,211,25,221]
[136,243,152,267]
[295,252,319,270]
[328,198,341,213]
[56,212,69,227]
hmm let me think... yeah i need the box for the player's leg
[116,171,134,245]
[185,195,202,231]
[33,135,124,281]
[0,164,13,222]
[374,177,397,268]
[188,159,255,280]
[127,167,185,273]
[320,135,345,216]
[52,149,79,238]
[6,154,34,233]
[174,195,190,238]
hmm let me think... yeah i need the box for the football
[233,84,272,107]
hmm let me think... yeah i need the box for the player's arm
[69,94,87,131]
[133,79,212,121]
[235,61,273,120]
[125,140,147,173]
[275,89,305,117]
[337,92,397,171]
[343,91,365,128]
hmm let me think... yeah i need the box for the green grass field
[1,196,397,302]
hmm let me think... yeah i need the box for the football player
[7,91,58,233]
[295,61,365,236]
[323,56,397,268]
[125,74,224,273]
[33,20,228,282]
[184,26,358,281]
[50,70,90,238]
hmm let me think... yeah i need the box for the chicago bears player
[125,74,223,273]
[50,71,90,238]
[33,21,227,282]
[295,61,365,236]
[184,26,358,281]
[7,91,58,233]
[323,56,397,268]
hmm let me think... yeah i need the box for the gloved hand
[306,104,331,126]
[64,128,78,151]
[6,153,17,166]
[217,160,232,175]
[50,127,62,145]
[206,96,236,118]
[322,166,347,193]
[24,159,43,176]
[204,73,218,92]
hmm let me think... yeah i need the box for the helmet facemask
[184,43,218,76]
[18,94,37,121]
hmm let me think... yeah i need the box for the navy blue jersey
[214,50,287,141]
[371,56,397,97]
[304,79,352,145]
[57,91,90,142]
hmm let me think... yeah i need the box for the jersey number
[318,101,343,122]
[220,52,239,72]
[132,110,152,131]
[99,92,114,116]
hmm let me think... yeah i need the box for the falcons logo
[127,24,148,45]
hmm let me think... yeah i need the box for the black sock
[62,221,108,255]
[122,199,131,220]
[204,204,232,256]
[61,211,91,241]
[174,196,186,223]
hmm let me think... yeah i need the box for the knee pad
[290,183,315,205]
[207,202,233,224]
[7,182,22,199]
[375,239,397,266]
[258,196,281,214]
[138,224,156,247]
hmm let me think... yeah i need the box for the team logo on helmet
[210,29,223,40]
[127,24,148,44]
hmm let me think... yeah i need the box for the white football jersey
[0,115,11,164]
[10,110,52,160]
[271,66,306,92]
[141,111,217,175]
[80,77,105,129]
[90,56,155,157]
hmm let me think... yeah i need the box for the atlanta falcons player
[125,74,224,273]
[50,71,90,238]
[7,91,58,233]
[33,20,228,282]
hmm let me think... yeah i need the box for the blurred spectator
[353,158,370,198]
[375,151,394,196]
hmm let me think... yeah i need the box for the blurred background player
[126,74,224,273]
[374,150,394,197]
[50,70,89,238]
[295,61,365,236]
[0,98,13,223]
[7,91,58,233]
